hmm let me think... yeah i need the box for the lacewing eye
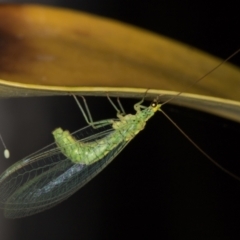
[151,102,157,107]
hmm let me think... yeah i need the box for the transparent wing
[0,122,129,218]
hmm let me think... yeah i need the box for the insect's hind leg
[72,95,113,129]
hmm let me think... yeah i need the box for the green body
[53,103,160,165]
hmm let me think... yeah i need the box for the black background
[0,1,240,240]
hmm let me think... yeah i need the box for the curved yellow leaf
[0,4,239,121]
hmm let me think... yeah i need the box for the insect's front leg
[134,103,147,112]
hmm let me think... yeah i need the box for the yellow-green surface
[0,4,239,121]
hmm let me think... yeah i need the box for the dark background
[0,1,240,240]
